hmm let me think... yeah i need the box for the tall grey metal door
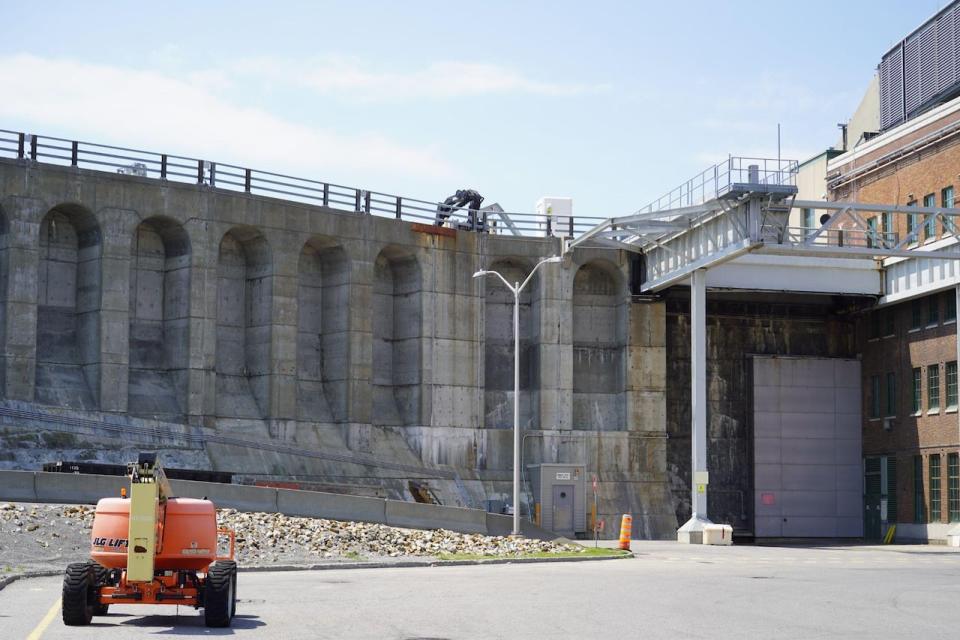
[552,485,574,534]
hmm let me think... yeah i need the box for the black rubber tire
[91,564,110,616]
[62,562,95,626]
[204,563,235,628]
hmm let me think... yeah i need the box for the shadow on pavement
[119,613,264,635]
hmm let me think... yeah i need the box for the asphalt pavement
[4,541,960,639]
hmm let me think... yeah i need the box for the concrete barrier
[385,500,487,534]
[34,471,126,504]
[0,470,37,501]
[486,513,560,541]
[276,488,386,524]
[0,470,558,539]
[169,479,278,513]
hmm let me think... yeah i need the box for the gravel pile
[219,509,581,562]
[0,502,580,573]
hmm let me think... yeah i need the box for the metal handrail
[0,128,607,238]
[635,156,799,215]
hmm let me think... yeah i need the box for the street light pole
[474,255,562,536]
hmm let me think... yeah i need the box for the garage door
[753,357,863,538]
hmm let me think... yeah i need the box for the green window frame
[907,200,918,241]
[867,216,878,248]
[928,297,939,325]
[871,374,881,419]
[912,367,922,414]
[946,291,957,323]
[928,365,940,412]
[943,186,956,234]
[886,372,897,416]
[949,452,960,523]
[930,454,941,523]
[914,455,925,523]
[947,362,958,410]
[882,211,893,244]
[923,193,936,240]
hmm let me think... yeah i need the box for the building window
[886,372,897,416]
[923,193,936,240]
[868,313,880,340]
[871,375,882,419]
[867,216,878,248]
[943,186,956,235]
[882,211,893,245]
[907,200,918,241]
[930,454,941,523]
[914,455,925,524]
[801,208,814,235]
[928,365,941,413]
[948,361,958,410]
[884,308,896,336]
[911,367,922,414]
[949,452,960,523]
[911,299,923,330]
[946,291,957,323]
[928,296,940,326]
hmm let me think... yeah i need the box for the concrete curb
[238,552,635,572]
[0,553,633,591]
[0,569,60,592]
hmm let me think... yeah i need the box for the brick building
[828,85,960,541]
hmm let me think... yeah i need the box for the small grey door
[552,485,574,534]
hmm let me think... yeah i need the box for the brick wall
[859,289,960,525]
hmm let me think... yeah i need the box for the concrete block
[276,488,386,523]
[169,479,279,513]
[35,471,126,504]
[384,499,487,533]
[0,470,37,501]
[702,523,733,545]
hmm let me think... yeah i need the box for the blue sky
[0,1,942,216]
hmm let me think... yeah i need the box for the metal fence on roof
[0,129,609,239]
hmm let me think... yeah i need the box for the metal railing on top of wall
[0,129,608,239]
[635,156,799,214]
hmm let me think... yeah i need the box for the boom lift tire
[204,562,236,628]
[62,562,96,626]
[92,563,111,615]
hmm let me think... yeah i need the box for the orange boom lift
[61,453,238,628]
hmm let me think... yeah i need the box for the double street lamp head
[472,256,561,280]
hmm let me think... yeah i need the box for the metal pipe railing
[0,128,607,239]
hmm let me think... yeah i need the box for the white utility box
[702,524,733,545]
[536,197,573,238]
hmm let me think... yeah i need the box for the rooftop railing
[0,129,608,239]
[636,156,799,214]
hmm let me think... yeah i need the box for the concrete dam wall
[0,158,675,538]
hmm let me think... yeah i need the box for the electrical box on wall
[527,463,586,537]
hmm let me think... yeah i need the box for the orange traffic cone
[618,514,632,550]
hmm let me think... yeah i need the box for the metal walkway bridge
[566,155,960,542]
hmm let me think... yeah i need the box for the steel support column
[678,268,714,543]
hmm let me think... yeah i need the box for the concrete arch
[483,257,541,429]
[127,216,191,421]
[215,226,273,419]
[35,203,102,409]
[372,245,422,426]
[572,259,627,430]
[297,236,350,422]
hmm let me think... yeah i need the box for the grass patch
[437,547,630,561]
[342,550,364,561]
